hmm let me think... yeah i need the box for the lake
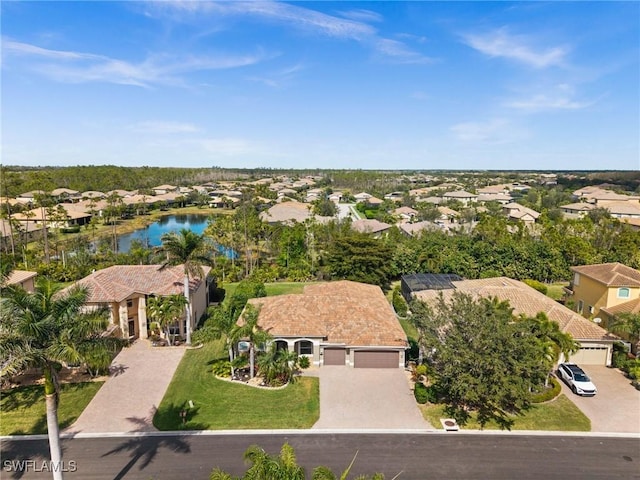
[117,214,210,252]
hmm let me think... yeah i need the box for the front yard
[153,341,319,430]
[0,382,104,436]
[420,394,591,431]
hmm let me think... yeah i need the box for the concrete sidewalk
[65,340,185,434]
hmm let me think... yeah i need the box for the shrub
[298,356,310,369]
[392,286,408,317]
[211,359,232,377]
[523,279,548,295]
[414,382,429,404]
[627,366,640,380]
[531,377,561,403]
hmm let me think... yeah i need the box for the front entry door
[128,319,136,338]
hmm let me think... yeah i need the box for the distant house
[5,270,38,292]
[68,265,212,340]
[393,206,418,223]
[51,188,81,203]
[244,281,408,368]
[559,202,596,219]
[259,201,313,225]
[354,192,373,203]
[503,202,540,225]
[399,220,438,237]
[442,190,477,205]
[152,185,178,195]
[409,275,618,366]
[565,263,640,328]
[81,191,107,200]
[350,219,392,237]
[16,190,45,205]
[477,193,513,204]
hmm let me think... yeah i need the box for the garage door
[569,346,608,365]
[354,351,399,368]
[323,348,345,366]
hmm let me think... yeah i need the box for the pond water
[117,214,210,252]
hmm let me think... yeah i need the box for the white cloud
[450,118,524,144]
[2,39,269,87]
[129,121,201,134]
[248,63,305,88]
[147,1,430,64]
[505,84,594,112]
[336,9,384,24]
[463,28,568,69]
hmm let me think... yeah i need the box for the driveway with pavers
[65,340,185,433]
[310,367,432,429]
[558,365,640,433]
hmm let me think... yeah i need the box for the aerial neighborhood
[2,167,640,477]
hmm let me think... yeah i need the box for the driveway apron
[310,367,432,429]
[558,365,640,433]
[65,340,185,433]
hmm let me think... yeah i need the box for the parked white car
[557,363,597,396]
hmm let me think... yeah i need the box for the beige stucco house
[245,281,408,368]
[565,263,640,328]
[6,270,38,292]
[70,265,212,340]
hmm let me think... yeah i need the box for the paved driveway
[309,367,432,430]
[558,365,640,433]
[65,340,185,434]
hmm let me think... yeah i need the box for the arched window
[618,287,630,299]
[296,340,313,355]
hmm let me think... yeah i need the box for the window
[297,341,313,355]
[573,273,580,286]
[127,299,133,308]
[588,305,594,314]
[577,300,584,314]
[618,287,630,299]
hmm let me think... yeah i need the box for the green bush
[211,359,232,377]
[523,279,548,295]
[531,377,561,403]
[627,366,640,380]
[415,364,428,378]
[392,287,408,317]
[414,382,429,404]
[298,356,310,369]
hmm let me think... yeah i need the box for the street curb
[3,429,639,441]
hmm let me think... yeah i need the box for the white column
[119,302,129,337]
[138,296,148,339]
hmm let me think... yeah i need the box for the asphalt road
[1,432,638,480]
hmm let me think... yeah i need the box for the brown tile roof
[571,263,640,287]
[6,270,37,285]
[69,265,211,303]
[412,277,616,341]
[247,280,407,347]
[351,219,392,234]
[602,298,640,317]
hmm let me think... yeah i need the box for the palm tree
[231,304,271,379]
[210,443,304,480]
[147,294,188,346]
[523,312,579,385]
[160,229,211,345]
[0,277,122,480]
[609,313,640,353]
[193,305,239,377]
[257,343,299,386]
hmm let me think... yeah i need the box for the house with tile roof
[410,276,618,365]
[244,281,408,368]
[503,202,540,225]
[565,263,640,330]
[68,265,212,340]
[350,219,392,237]
[5,270,38,292]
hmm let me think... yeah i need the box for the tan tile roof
[247,280,407,347]
[571,263,640,287]
[260,201,312,224]
[602,298,640,316]
[412,277,616,341]
[351,219,392,234]
[69,265,211,303]
[6,270,38,285]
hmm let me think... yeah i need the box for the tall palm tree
[210,443,305,480]
[231,304,271,379]
[160,229,211,345]
[0,277,122,480]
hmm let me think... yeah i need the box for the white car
[557,363,597,396]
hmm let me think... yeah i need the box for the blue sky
[2,1,639,170]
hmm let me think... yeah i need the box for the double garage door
[322,348,400,368]
[568,346,609,365]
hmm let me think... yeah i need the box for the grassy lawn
[420,394,590,431]
[0,382,104,436]
[153,341,319,430]
[221,281,312,301]
[546,282,569,301]
[399,318,418,343]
